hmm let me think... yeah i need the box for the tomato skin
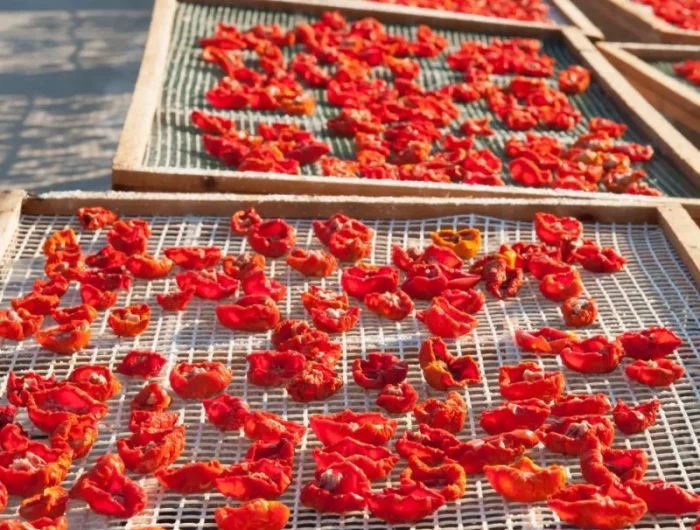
[626,480,700,515]
[117,425,186,474]
[301,286,349,313]
[286,248,337,277]
[368,484,445,524]
[286,362,343,403]
[77,207,118,229]
[580,436,648,486]
[413,391,466,434]
[244,411,306,446]
[27,385,108,434]
[625,358,685,387]
[117,350,167,379]
[560,336,624,374]
[247,219,296,257]
[395,425,460,466]
[551,393,612,417]
[617,327,682,360]
[499,362,565,402]
[51,304,99,325]
[341,264,399,299]
[313,438,399,480]
[129,410,179,433]
[247,351,305,387]
[164,246,222,270]
[80,285,117,310]
[49,416,99,459]
[68,365,121,402]
[515,327,576,354]
[156,288,196,311]
[155,460,225,494]
[309,410,397,446]
[480,398,551,435]
[0,309,43,341]
[33,276,70,298]
[0,442,72,497]
[108,304,151,337]
[484,457,567,502]
[392,244,463,272]
[126,254,174,279]
[75,470,147,518]
[418,336,481,390]
[352,352,408,390]
[430,228,481,259]
[400,456,466,501]
[18,486,69,521]
[230,207,263,235]
[534,213,583,246]
[300,461,371,513]
[169,361,233,400]
[216,458,292,500]
[7,372,58,407]
[176,270,239,300]
[310,306,360,333]
[223,252,266,279]
[11,292,60,316]
[241,269,286,301]
[574,245,626,273]
[216,295,280,332]
[446,429,540,473]
[246,439,295,465]
[416,296,479,338]
[538,414,615,455]
[131,382,172,412]
[214,499,290,530]
[561,296,598,327]
[612,399,660,435]
[107,219,150,256]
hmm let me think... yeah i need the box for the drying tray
[599,42,700,145]
[2,190,700,529]
[112,0,700,203]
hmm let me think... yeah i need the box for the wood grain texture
[658,204,700,287]
[551,0,603,40]
[0,191,26,265]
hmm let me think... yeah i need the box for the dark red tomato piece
[125,254,173,279]
[626,480,700,515]
[309,410,397,446]
[0,309,43,341]
[515,327,576,354]
[77,269,132,293]
[170,361,233,400]
[352,352,408,390]
[36,320,92,355]
[561,296,598,327]
[341,264,399,299]
[560,336,624,374]
[80,285,117,311]
[215,458,292,500]
[203,395,251,432]
[68,365,121,402]
[300,461,371,514]
[413,391,466,434]
[244,411,306,446]
[217,295,280,332]
[241,269,286,302]
[27,385,107,433]
[286,249,337,277]
[617,327,682,360]
[155,460,225,494]
[156,287,196,311]
[222,252,266,279]
[70,453,125,499]
[176,270,239,300]
[117,425,186,474]
[551,393,612,417]
[247,219,296,258]
[84,246,127,270]
[400,456,466,502]
[612,399,660,435]
[625,359,685,387]
[301,285,349,313]
[131,382,172,412]
[246,438,295,466]
[538,415,615,455]
[445,430,540,473]
[231,207,263,235]
[482,259,524,300]
[392,244,463,272]
[484,456,567,503]
[117,350,167,379]
[247,351,306,387]
[418,336,481,390]
[480,398,551,435]
[499,362,565,402]
[313,438,399,480]
[417,296,479,339]
[580,436,648,486]
[51,304,98,325]
[77,207,118,230]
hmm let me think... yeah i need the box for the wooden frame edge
[112,0,177,172]
[550,0,604,41]
[0,191,26,265]
[658,204,700,287]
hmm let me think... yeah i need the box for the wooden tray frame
[112,0,700,205]
[569,0,700,45]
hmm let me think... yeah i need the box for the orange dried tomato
[108,304,150,337]
[222,252,266,279]
[155,460,225,494]
[107,219,150,256]
[301,285,349,313]
[310,305,360,333]
[0,517,67,530]
[43,228,80,259]
[535,213,583,246]
[11,292,60,316]
[203,395,251,432]
[244,410,306,446]
[417,296,479,338]
[484,456,566,502]
[0,440,72,497]
[217,294,280,331]
[6,372,57,407]
[559,65,591,94]
[352,352,408,390]
[376,382,419,414]
[499,362,565,402]
[418,337,480,390]
[626,359,685,387]
[400,456,466,501]
[216,458,292,500]
[231,207,263,235]
[33,275,69,298]
[286,248,337,277]
[80,284,117,310]
[310,410,397,446]
[170,361,233,400]
[539,414,615,455]
[77,206,118,230]
[164,246,222,270]
[247,219,296,258]
[395,424,460,465]
[214,499,290,530]
[539,270,583,302]
[36,320,92,355]
[612,398,659,435]
[313,438,399,481]
[68,365,121,402]
[430,228,481,258]
[515,327,576,354]
[125,254,173,279]
[0,309,43,341]
[480,398,550,435]
[413,391,466,434]
[131,382,172,412]
[561,295,598,327]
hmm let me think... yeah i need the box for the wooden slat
[551,0,604,40]
[612,42,700,61]
[0,191,26,264]
[658,204,700,287]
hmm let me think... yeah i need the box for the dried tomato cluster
[357,0,552,22]
[634,0,700,30]
[674,59,700,85]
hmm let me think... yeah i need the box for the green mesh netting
[143,2,700,198]
[648,59,700,91]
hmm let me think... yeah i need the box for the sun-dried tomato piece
[11,292,60,317]
[484,456,566,502]
[43,228,80,258]
[480,398,550,435]
[612,398,659,435]
[310,410,397,446]
[509,157,553,186]
[215,499,289,530]
[223,252,266,279]
[395,425,460,466]
[270,320,308,349]
[534,213,583,246]
[155,460,224,494]
[27,385,107,434]
[483,258,524,300]
[414,391,466,435]
[78,269,132,293]
[560,336,624,374]
[51,304,98,326]
[216,458,291,500]
[528,254,572,280]
[430,228,481,259]
[117,350,166,379]
[246,438,294,466]
[68,365,121,402]
[301,285,348,313]
[164,246,221,271]
[417,296,479,338]
[561,296,598,327]
[247,219,296,258]
[418,337,480,390]
[241,269,286,302]
[392,244,463,272]
[400,456,466,501]
[314,214,373,248]
[539,270,583,302]
[131,382,172,412]
[442,287,484,313]
[580,436,647,486]
[155,287,195,311]
[373,382,417,414]
[446,430,540,473]
[170,361,233,400]
[49,416,98,459]
[33,276,70,298]
[231,207,263,235]
[176,269,239,300]
[124,254,173,279]
[352,352,408,390]
[539,415,615,455]
[0,517,67,530]
[551,393,612,417]
[514,327,575,355]
[499,362,565,402]
[18,486,69,521]
[286,249,337,277]
[201,395,250,432]
[0,440,72,497]
[626,358,685,387]
[80,285,117,310]
[368,484,445,524]
[84,246,127,270]
[400,263,448,300]
[107,219,150,256]
[70,453,124,498]
[310,305,360,333]
[341,264,399,299]
[301,460,371,514]
[627,480,700,515]
[0,406,16,432]
[74,463,147,517]
[117,424,185,474]
[559,65,590,94]
[574,245,626,273]
[0,309,43,341]
[129,410,178,433]
[7,372,57,407]
[247,351,305,387]
[617,327,682,360]
[244,411,306,446]
[217,295,280,331]
[36,320,92,355]
[364,289,414,321]
[77,207,119,230]
[286,362,343,403]
[313,438,398,481]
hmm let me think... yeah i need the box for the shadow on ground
[0,0,154,191]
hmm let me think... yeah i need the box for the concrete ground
[0,0,154,192]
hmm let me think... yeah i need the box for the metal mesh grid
[1,208,700,528]
[142,2,700,198]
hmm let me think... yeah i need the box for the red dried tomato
[176,270,239,300]
[574,245,626,273]
[74,464,147,517]
[68,365,121,402]
[43,228,80,258]
[18,486,69,520]
[446,429,540,473]
[395,425,460,465]
[244,411,306,446]
[51,304,98,325]
[417,296,479,338]
[560,336,624,374]
[590,117,627,138]
[108,304,150,337]
[539,415,615,455]
[539,270,583,302]
[414,391,466,434]
[70,453,124,498]
[515,327,576,354]
[626,358,685,387]
[0,518,67,530]
[613,398,659,435]
[36,320,92,355]
[155,460,224,494]
[117,425,185,474]
[246,438,295,465]
[129,410,178,433]
[247,350,305,387]
[27,385,107,433]
[561,295,598,327]
[216,458,292,500]
[286,362,343,402]
[0,309,43,341]
[231,207,263,235]
[215,500,290,530]
[313,214,374,262]
[484,258,525,300]
[217,295,280,331]
[352,352,408,390]
[117,350,167,379]
[400,456,464,501]
[618,327,682,360]
[341,264,399,299]
[363,289,413,320]
[222,252,266,279]
[170,361,233,400]
[84,246,127,270]
[131,382,172,412]
[548,483,646,530]
[401,263,448,300]
[418,337,480,390]
[509,157,553,186]
[528,253,572,280]
[300,461,371,513]
[241,269,286,302]
[310,410,397,446]
[392,244,463,272]
[7,372,57,407]
[368,484,445,524]
[125,254,173,279]
[310,305,360,333]
[485,456,566,502]
[247,219,296,258]
[33,276,69,298]
[441,288,485,314]
[49,416,98,459]
[0,406,16,431]
[627,480,700,515]
[559,65,591,94]
[78,269,132,292]
[156,287,196,311]
[551,393,612,417]
[480,398,551,435]
[164,246,221,270]
[499,362,565,402]
[301,285,349,313]
[534,213,583,246]
[580,436,647,486]
[77,207,118,230]
[313,438,399,480]
[374,382,418,414]
[11,292,60,316]
[270,319,309,349]
[107,219,150,256]
[286,248,337,277]
[80,285,117,310]
[0,441,72,497]
[203,395,251,432]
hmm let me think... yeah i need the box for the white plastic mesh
[0,210,699,529]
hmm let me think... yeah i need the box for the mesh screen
[1,209,700,528]
[142,3,700,198]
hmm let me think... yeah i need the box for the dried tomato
[509,157,553,186]
[0,441,72,497]
[223,252,266,279]
[392,244,463,272]
[247,219,296,258]
[84,246,127,270]
[131,382,172,412]
[125,254,173,279]
[155,460,224,494]
[484,456,567,502]
[27,385,107,434]
[627,480,700,515]
[176,270,239,300]
[618,327,682,360]
[499,362,565,402]
[548,483,646,530]
[352,352,408,390]
[418,296,479,338]
[117,350,167,379]
[590,117,627,138]
[483,258,524,299]
[241,269,286,302]
[286,248,337,277]
[368,484,445,524]
[129,410,178,433]
[36,320,92,355]
[534,212,583,246]
[117,425,185,474]
[612,398,659,435]
[214,499,290,530]
[51,304,98,325]
[341,264,399,299]
[313,438,399,480]
[539,415,615,455]
[363,289,413,320]
[217,295,280,331]
[231,207,263,235]
[561,295,598,327]
[43,228,80,259]
[400,456,466,501]
[78,269,131,292]
[164,246,221,271]
[441,288,485,314]
[580,436,647,486]
[170,361,233,400]
[480,398,551,435]
[244,411,306,446]
[156,287,196,311]
[0,309,43,341]
[430,228,481,259]
[301,461,371,513]
[246,438,295,465]
[216,458,292,500]
[414,391,466,434]
[446,429,540,473]
[374,382,417,414]
[286,362,343,402]
[401,264,447,300]
[559,65,591,94]
[11,292,60,316]
[0,518,67,530]
[247,350,305,387]
[310,305,360,333]
[560,336,624,374]
[107,219,150,256]
[77,206,118,230]
[68,365,121,402]
[395,425,460,466]
[0,406,16,431]
[528,254,572,280]
[515,327,575,354]
[74,465,147,517]
[80,285,117,310]
[574,245,626,273]
[70,453,124,498]
[203,395,250,432]
[539,270,583,302]
[626,358,684,387]
[301,285,349,313]
[309,410,397,446]
[33,276,69,298]
[551,393,612,417]
[418,337,480,390]
[49,415,98,459]
[7,372,57,407]
[18,486,69,520]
